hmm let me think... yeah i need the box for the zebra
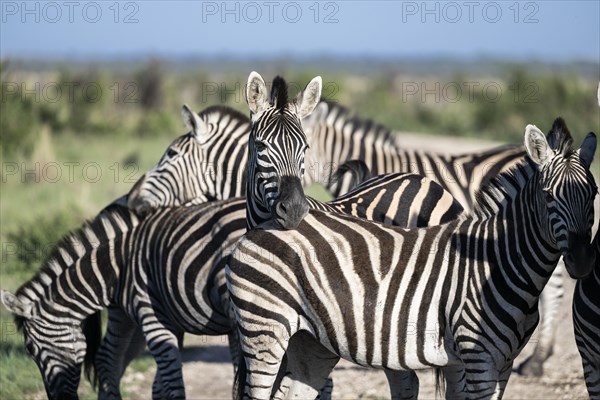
[572,83,600,399]
[301,99,526,207]
[301,99,570,377]
[242,71,321,230]
[1,167,466,399]
[2,73,461,398]
[573,224,600,399]
[0,203,140,400]
[94,70,464,398]
[127,104,250,214]
[126,93,560,376]
[227,118,598,399]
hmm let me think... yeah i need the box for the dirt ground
[122,271,589,400]
[122,133,597,400]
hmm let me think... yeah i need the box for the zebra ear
[245,71,269,115]
[524,124,554,166]
[597,82,600,107]
[578,132,597,169]
[181,105,209,140]
[295,76,322,120]
[1,290,33,319]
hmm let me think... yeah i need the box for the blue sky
[1,1,599,61]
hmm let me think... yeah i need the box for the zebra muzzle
[563,232,596,279]
[274,176,310,229]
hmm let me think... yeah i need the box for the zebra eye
[544,189,554,202]
[255,141,267,151]
[166,149,178,158]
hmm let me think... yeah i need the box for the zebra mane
[14,203,135,301]
[472,117,577,218]
[471,160,536,218]
[323,100,400,146]
[271,76,288,111]
[199,104,249,124]
[547,117,575,157]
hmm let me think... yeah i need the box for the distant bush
[135,110,178,137]
[1,64,40,157]
[135,60,165,110]
[5,208,83,276]
[471,67,596,143]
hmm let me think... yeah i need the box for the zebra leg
[463,361,512,400]
[138,318,185,400]
[462,353,502,400]
[237,324,291,400]
[580,356,600,399]
[151,332,185,400]
[383,370,419,400]
[515,263,564,376]
[96,306,147,400]
[492,362,514,400]
[272,331,339,400]
[442,365,468,399]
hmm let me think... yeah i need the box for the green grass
[1,63,598,398]
[0,312,156,400]
[0,132,172,399]
[0,315,45,398]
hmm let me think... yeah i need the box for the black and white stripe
[228,119,598,399]
[302,100,569,376]
[127,104,250,214]
[1,165,466,399]
[302,100,526,207]
[243,72,320,230]
[573,221,600,399]
[0,204,139,400]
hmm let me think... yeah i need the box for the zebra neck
[245,193,271,230]
[15,205,137,308]
[38,239,121,320]
[463,179,561,302]
[245,158,273,230]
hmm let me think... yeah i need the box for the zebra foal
[228,118,598,399]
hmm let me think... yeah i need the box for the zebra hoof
[515,355,544,377]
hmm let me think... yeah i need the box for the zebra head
[128,105,250,215]
[1,291,87,400]
[245,72,322,229]
[524,118,597,279]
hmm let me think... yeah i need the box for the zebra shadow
[180,343,232,364]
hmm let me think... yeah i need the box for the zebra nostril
[277,202,288,215]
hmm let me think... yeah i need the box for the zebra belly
[321,324,458,370]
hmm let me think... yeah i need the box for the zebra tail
[434,368,445,399]
[232,354,246,400]
[82,311,103,389]
[332,160,372,190]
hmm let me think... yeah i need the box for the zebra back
[303,100,526,209]
[13,203,138,305]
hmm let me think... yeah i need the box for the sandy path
[122,274,589,399]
